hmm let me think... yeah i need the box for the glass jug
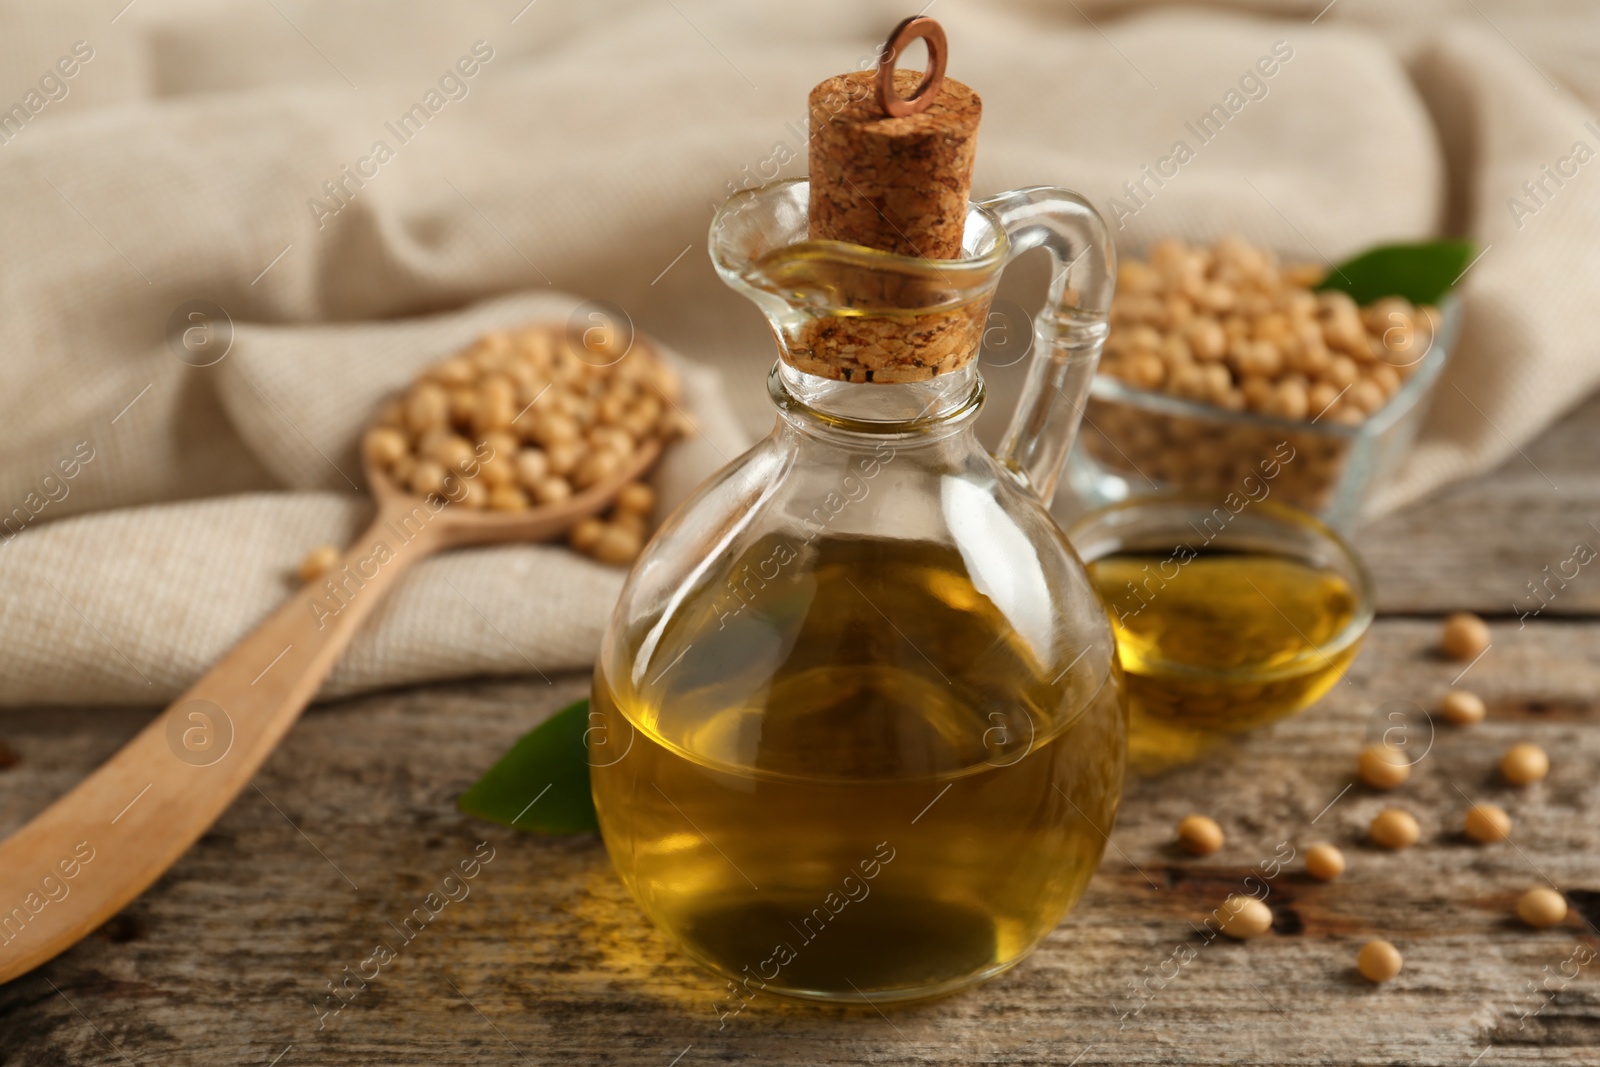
[590,178,1125,1005]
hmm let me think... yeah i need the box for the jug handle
[985,187,1117,508]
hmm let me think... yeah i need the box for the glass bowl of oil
[1069,496,1372,775]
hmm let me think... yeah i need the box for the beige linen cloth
[0,0,1596,706]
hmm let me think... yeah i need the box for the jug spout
[987,188,1117,507]
[711,177,1010,387]
[709,178,1114,500]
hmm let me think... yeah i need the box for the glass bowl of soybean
[1069,495,1373,775]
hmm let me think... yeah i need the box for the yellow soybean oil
[1086,550,1363,771]
[590,536,1125,1004]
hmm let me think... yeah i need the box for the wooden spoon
[0,408,660,983]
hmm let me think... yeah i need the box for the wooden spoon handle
[0,498,443,984]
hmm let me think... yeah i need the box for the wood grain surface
[2,397,1599,1066]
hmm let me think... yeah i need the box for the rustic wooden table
[3,397,1599,1066]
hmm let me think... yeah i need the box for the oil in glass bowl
[1071,498,1372,774]
[590,534,1124,1004]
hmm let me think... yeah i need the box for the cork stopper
[808,15,980,259]
[795,17,989,383]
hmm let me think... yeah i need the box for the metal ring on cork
[875,15,948,117]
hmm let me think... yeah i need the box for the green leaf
[1314,239,1475,306]
[458,698,599,834]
